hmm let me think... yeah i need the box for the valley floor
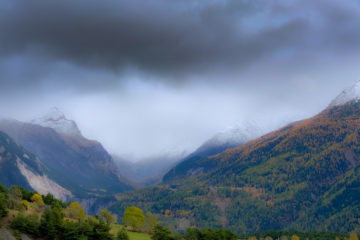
[110,224,151,240]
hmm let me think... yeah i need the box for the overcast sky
[1,0,360,160]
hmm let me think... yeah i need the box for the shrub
[10,213,40,236]
[116,227,130,240]
[0,192,8,217]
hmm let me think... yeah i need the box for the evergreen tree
[39,207,63,239]
[0,192,8,217]
[10,213,40,236]
[0,184,7,194]
[89,219,113,240]
[152,224,174,240]
[185,228,237,240]
[43,193,66,209]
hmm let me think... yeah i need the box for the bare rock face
[16,158,73,201]
[0,131,72,200]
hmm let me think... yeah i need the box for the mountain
[0,108,133,198]
[329,80,360,106]
[163,124,262,183]
[114,124,261,185]
[31,107,82,138]
[190,124,262,158]
[0,130,72,200]
[110,82,360,234]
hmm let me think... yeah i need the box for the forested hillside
[111,101,360,234]
[0,184,355,240]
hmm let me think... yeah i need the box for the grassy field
[110,224,151,240]
[127,231,151,240]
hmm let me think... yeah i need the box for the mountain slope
[111,83,360,234]
[203,102,360,232]
[290,164,360,232]
[163,125,262,183]
[0,130,72,200]
[0,130,38,190]
[0,110,133,198]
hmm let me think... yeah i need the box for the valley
[1,0,360,239]
[0,84,360,239]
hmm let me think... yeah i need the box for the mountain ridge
[110,86,360,233]
[0,112,134,199]
[329,80,360,106]
[163,124,262,183]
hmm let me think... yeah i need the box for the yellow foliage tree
[100,208,116,225]
[22,200,30,210]
[350,232,359,240]
[123,206,145,231]
[65,202,86,220]
[291,235,300,240]
[31,193,44,205]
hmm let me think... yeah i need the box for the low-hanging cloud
[1,0,360,159]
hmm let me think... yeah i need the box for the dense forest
[1,184,358,240]
[0,183,238,240]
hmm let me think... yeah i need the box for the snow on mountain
[31,107,82,137]
[206,124,261,147]
[198,123,262,151]
[330,81,360,106]
[0,109,134,198]
[187,122,263,158]
[162,123,263,182]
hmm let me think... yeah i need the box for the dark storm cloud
[0,0,304,75]
[2,0,360,159]
[0,0,359,86]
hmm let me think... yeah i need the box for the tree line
[1,184,358,240]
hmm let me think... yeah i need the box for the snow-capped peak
[198,123,263,152]
[31,107,82,137]
[330,81,360,107]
